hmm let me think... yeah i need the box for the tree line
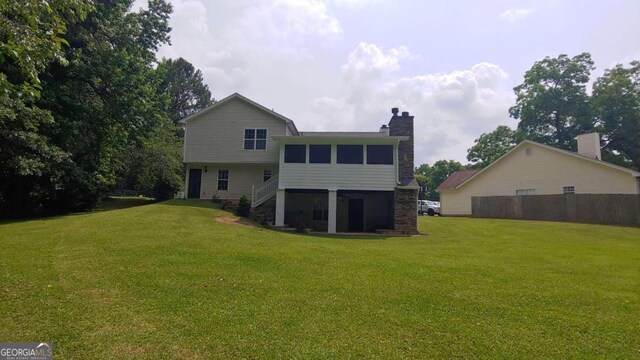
[0,0,212,218]
[417,53,640,201]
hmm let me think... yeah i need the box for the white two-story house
[182,93,419,234]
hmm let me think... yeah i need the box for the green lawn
[1,200,638,359]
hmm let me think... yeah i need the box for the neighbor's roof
[179,92,299,135]
[435,170,480,191]
[436,139,640,192]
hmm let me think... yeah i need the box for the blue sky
[134,0,640,165]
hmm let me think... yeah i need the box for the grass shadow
[93,196,156,212]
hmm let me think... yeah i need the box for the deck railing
[252,174,278,207]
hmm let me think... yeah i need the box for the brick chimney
[388,108,414,181]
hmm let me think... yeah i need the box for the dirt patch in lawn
[215,216,257,227]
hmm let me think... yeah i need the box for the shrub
[236,195,251,217]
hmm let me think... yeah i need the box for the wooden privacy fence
[472,194,640,227]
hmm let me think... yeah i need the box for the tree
[414,160,464,201]
[467,126,524,168]
[125,122,183,199]
[592,61,640,170]
[156,57,213,128]
[1,0,176,217]
[0,0,92,94]
[510,53,595,150]
[33,0,174,212]
[0,0,92,217]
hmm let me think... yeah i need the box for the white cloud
[155,0,346,97]
[233,0,343,58]
[331,0,382,9]
[499,8,533,23]
[301,43,516,165]
[342,42,410,82]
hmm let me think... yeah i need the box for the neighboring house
[437,133,640,216]
[182,93,419,234]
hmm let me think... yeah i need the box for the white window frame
[217,170,229,191]
[244,128,267,150]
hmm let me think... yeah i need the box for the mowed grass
[0,200,638,359]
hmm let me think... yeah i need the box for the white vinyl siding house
[438,139,640,216]
[182,93,419,234]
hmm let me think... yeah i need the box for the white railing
[252,174,279,207]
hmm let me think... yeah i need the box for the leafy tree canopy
[510,53,595,151]
[592,61,640,170]
[156,57,213,128]
[467,126,524,168]
[414,160,464,201]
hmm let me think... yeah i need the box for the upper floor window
[366,145,393,165]
[244,129,267,150]
[563,186,575,194]
[309,145,331,164]
[218,170,229,190]
[284,144,306,163]
[337,145,363,164]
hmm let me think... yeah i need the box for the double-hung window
[218,170,229,190]
[263,170,272,182]
[244,129,267,150]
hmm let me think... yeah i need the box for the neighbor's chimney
[379,124,389,135]
[577,132,601,160]
[388,108,414,181]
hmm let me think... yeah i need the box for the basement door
[187,169,202,198]
[348,198,364,232]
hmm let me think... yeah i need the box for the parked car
[418,200,441,216]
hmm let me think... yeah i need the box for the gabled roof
[435,170,479,191]
[437,139,640,192]
[180,92,299,135]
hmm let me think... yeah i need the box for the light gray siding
[279,164,396,190]
[186,163,277,200]
[184,98,286,164]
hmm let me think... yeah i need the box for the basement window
[516,188,535,196]
[312,198,329,221]
[218,170,229,190]
[244,128,267,150]
[337,145,363,164]
[563,186,575,194]
[284,144,306,163]
[309,145,331,164]
[366,145,394,165]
